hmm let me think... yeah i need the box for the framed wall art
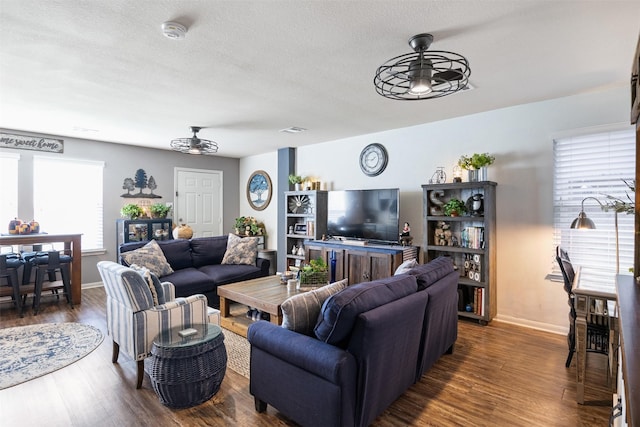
[247,170,272,211]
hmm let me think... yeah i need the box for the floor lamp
[570,197,620,274]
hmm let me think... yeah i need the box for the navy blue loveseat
[247,257,458,427]
[118,235,270,308]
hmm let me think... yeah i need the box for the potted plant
[601,179,636,214]
[120,203,144,220]
[443,198,467,217]
[234,216,264,235]
[288,174,304,191]
[458,153,495,181]
[149,203,171,219]
[300,257,329,286]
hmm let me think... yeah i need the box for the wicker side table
[149,323,227,408]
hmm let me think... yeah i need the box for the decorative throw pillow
[281,279,348,335]
[314,275,418,346]
[221,233,258,265]
[121,240,174,277]
[128,264,166,306]
[404,256,454,290]
[394,258,418,275]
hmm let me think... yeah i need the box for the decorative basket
[300,270,328,286]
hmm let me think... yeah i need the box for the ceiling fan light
[170,126,219,155]
[374,33,470,101]
[407,58,433,95]
[408,78,432,95]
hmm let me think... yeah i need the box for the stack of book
[460,226,485,249]
[473,287,485,316]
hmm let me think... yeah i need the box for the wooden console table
[0,233,82,304]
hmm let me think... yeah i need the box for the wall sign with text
[0,133,64,153]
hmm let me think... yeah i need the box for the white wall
[239,151,279,250]
[243,85,632,333]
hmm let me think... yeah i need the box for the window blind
[33,156,104,251]
[0,153,19,245]
[553,128,635,281]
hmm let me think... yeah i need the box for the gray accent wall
[2,129,241,284]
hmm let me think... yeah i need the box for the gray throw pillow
[128,263,166,306]
[221,233,259,265]
[394,258,418,275]
[281,279,349,336]
[120,240,174,277]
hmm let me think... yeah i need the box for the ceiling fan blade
[432,69,464,82]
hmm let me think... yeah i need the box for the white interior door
[174,168,223,238]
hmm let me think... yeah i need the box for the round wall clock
[359,143,388,176]
[246,170,272,211]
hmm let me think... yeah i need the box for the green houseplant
[288,174,303,185]
[120,203,144,220]
[289,174,305,190]
[443,198,467,217]
[149,203,171,218]
[458,153,495,170]
[234,216,265,235]
[300,257,329,286]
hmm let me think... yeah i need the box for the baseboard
[493,314,568,336]
[81,281,104,289]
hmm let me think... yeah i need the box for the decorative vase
[468,167,488,182]
[294,183,302,191]
[172,224,193,239]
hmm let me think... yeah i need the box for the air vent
[279,126,307,134]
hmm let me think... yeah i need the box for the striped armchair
[97,261,208,388]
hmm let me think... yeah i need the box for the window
[33,156,104,251]
[553,128,635,280]
[0,153,19,232]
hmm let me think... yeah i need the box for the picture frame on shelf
[247,170,272,211]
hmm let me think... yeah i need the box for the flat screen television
[327,188,400,244]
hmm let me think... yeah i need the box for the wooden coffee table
[217,276,307,337]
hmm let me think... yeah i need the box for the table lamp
[570,196,620,273]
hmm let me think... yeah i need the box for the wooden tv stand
[304,240,418,283]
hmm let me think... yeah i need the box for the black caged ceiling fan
[170,126,219,155]
[374,33,471,100]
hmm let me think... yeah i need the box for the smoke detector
[161,21,187,40]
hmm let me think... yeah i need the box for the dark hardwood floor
[0,287,612,426]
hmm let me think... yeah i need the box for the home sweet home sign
[0,132,64,153]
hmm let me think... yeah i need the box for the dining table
[0,233,82,304]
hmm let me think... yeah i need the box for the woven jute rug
[222,328,250,379]
[0,322,103,389]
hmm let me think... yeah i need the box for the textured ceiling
[0,1,639,158]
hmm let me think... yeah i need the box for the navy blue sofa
[118,235,270,308]
[247,257,458,427]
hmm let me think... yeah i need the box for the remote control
[178,328,198,337]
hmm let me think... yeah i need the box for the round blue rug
[0,322,103,389]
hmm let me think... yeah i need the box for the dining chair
[0,253,26,317]
[31,250,73,314]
